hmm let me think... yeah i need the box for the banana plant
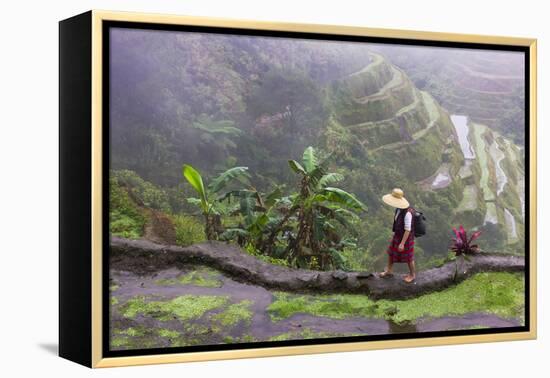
[182,164,250,240]
[192,114,243,153]
[286,146,367,269]
[218,185,291,256]
[184,147,366,270]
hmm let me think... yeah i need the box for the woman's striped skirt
[386,233,415,263]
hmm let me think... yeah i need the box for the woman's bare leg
[380,254,394,277]
[404,260,416,282]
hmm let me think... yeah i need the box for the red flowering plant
[451,225,482,256]
[450,225,482,280]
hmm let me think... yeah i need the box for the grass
[268,292,378,321]
[110,326,160,350]
[120,327,146,337]
[111,326,188,349]
[172,214,206,246]
[120,295,229,322]
[113,296,256,349]
[267,272,524,324]
[116,295,254,346]
[212,300,254,326]
[155,267,223,288]
[158,328,180,339]
[377,272,524,323]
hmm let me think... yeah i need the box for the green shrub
[111,169,171,212]
[244,243,290,267]
[172,214,206,246]
[109,177,146,238]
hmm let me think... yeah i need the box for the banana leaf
[302,146,317,173]
[182,164,208,213]
[288,160,307,175]
[320,187,367,211]
[219,228,249,241]
[318,173,344,188]
[208,166,250,194]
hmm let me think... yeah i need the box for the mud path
[111,237,524,300]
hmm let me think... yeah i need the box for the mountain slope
[109,32,525,267]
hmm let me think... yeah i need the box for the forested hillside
[109,28,525,272]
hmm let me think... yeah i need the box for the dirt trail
[110,237,525,300]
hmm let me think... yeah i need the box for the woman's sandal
[379,271,394,278]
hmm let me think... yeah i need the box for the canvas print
[107,26,527,352]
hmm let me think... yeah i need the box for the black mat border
[101,19,531,359]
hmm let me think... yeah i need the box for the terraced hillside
[372,46,525,144]
[328,53,524,251]
[330,53,463,184]
[455,119,525,246]
[433,54,524,132]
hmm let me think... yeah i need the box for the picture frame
[59,10,537,368]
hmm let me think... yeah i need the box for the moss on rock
[121,294,229,322]
[268,272,524,325]
[212,300,254,326]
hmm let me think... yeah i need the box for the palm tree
[182,164,250,240]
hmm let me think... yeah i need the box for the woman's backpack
[411,208,427,237]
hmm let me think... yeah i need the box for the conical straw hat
[382,188,410,209]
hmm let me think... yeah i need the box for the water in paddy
[432,172,451,188]
[504,208,518,239]
[451,115,475,159]
[490,141,508,196]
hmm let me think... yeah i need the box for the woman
[379,188,416,283]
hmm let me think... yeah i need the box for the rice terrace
[107,28,527,351]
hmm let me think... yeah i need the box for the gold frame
[90,9,537,368]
